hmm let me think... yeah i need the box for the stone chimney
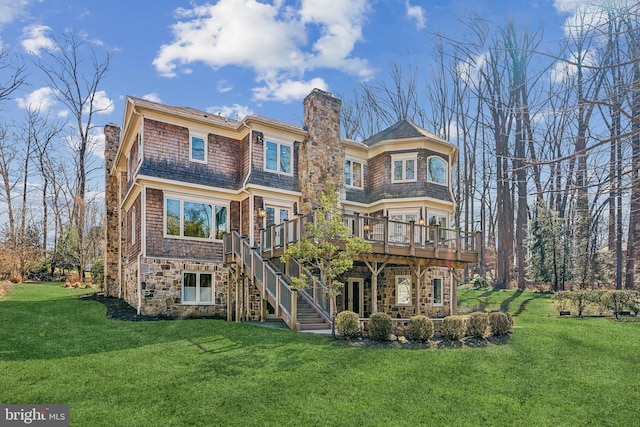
[104,123,121,297]
[299,89,343,212]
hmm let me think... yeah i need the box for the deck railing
[261,212,480,260]
[225,229,313,330]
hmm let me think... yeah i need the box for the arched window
[427,156,447,185]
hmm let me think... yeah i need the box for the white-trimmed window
[264,140,292,175]
[427,156,447,185]
[183,272,214,304]
[391,154,417,183]
[165,197,227,240]
[433,277,443,306]
[396,275,412,306]
[190,133,207,163]
[345,159,363,188]
[137,124,143,161]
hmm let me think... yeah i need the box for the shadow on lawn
[0,294,329,362]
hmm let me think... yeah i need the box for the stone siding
[379,266,451,318]
[104,124,121,297]
[299,89,343,211]
[138,257,228,318]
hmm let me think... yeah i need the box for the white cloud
[206,103,254,119]
[89,91,114,115]
[550,49,597,84]
[252,77,328,103]
[89,132,105,160]
[0,0,29,26]
[153,0,372,101]
[142,92,162,103]
[553,0,585,13]
[456,52,488,85]
[405,1,426,30]
[20,24,56,56]
[16,86,59,111]
[217,80,233,93]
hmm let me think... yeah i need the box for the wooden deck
[260,213,480,267]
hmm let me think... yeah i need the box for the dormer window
[190,133,207,163]
[345,159,363,188]
[428,156,447,185]
[265,140,292,175]
[391,153,417,183]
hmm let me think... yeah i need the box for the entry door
[265,206,290,246]
[344,278,364,316]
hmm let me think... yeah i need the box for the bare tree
[34,29,111,280]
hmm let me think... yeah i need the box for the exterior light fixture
[258,205,266,218]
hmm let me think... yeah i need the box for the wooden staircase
[296,294,331,330]
[224,230,331,332]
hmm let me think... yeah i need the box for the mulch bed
[334,333,510,349]
[79,292,162,321]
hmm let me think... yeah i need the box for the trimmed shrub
[368,312,393,341]
[489,311,512,335]
[336,310,360,338]
[442,315,466,341]
[466,312,489,338]
[407,315,434,341]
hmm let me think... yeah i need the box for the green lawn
[1,284,640,426]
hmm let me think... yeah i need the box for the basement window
[183,272,213,304]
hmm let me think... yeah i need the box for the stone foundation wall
[379,266,451,318]
[131,257,229,318]
[123,259,139,309]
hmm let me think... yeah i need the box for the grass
[2,284,640,426]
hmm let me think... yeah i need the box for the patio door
[265,205,290,246]
[344,278,364,316]
[388,209,420,243]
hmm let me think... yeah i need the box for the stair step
[299,323,331,330]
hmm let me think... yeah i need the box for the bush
[335,310,360,338]
[489,311,512,335]
[91,258,104,287]
[9,275,22,284]
[442,316,466,341]
[368,312,392,341]
[466,312,489,338]
[407,315,434,341]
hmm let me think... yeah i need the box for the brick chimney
[299,89,343,212]
[104,123,121,297]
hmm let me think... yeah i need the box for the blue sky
[0,0,582,134]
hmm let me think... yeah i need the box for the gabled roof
[362,119,450,147]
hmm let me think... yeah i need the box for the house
[104,89,479,330]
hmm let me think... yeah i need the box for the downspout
[240,122,254,245]
[139,183,147,316]
[137,253,142,315]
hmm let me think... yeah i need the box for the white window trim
[345,159,364,188]
[189,132,207,164]
[391,153,417,183]
[163,194,228,242]
[137,124,143,161]
[264,140,294,176]
[131,207,136,245]
[182,271,215,305]
[396,275,413,306]
[427,155,448,185]
[432,276,444,306]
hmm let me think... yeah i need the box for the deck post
[291,290,298,331]
[456,227,461,260]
